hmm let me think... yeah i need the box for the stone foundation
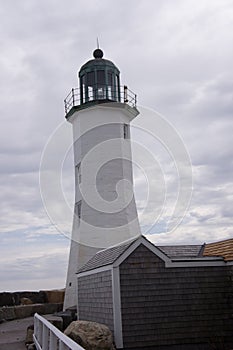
[0,303,63,322]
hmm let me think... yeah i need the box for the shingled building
[77,236,233,350]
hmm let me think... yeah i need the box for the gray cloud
[0,0,232,290]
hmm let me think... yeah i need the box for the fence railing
[64,85,137,116]
[33,313,85,350]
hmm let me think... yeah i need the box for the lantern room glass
[79,68,120,104]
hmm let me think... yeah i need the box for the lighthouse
[64,48,141,310]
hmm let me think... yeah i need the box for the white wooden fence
[33,313,85,350]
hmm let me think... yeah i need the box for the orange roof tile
[203,238,233,261]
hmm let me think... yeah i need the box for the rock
[64,321,116,350]
[14,303,63,319]
[0,292,14,307]
[17,291,47,305]
[14,305,33,319]
[21,298,33,305]
[0,308,4,322]
[25,324,34,345]
[0,306,16,321]
[66,306,77,320]
[27,344,36,350]
[55,310,74,330]
[38,302,63,314]
[44,289,65,304]
[43,315,63,331]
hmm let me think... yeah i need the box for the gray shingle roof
[77,236,204,274]
[77,237,138,273]
[157,245,203,258]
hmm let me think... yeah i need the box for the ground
[0,316,34,350]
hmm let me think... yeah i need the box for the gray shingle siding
[77,270,114,333]
[120,244,233,349]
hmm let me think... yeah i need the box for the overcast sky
[0,0,233,291]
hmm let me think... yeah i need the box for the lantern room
[64,48,137,118]
[79,48,120,104]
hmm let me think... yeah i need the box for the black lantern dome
[64,49,137,118]
[79,48,121,104]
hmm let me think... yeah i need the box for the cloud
[0,0,232,291]
[0,230,69,291]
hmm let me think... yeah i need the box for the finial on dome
[93,48,103,59]
[93,37,103,58]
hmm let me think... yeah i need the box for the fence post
[64,99,67,115]
[42,323,49,349]
[59,340,66,350]
[49,330,57,350]
[124,85,128,103]
[37,318,42,346]
[34,313,85,350]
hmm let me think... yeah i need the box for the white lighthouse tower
[64,48,141,310]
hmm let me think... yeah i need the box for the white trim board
[77,265,112,278]
[112,266,123,349]
[112,235,171,267]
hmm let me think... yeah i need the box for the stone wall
[0,289,65,307]
[0,289,65,322]
[0,303,63,322]
[0,291,46,307]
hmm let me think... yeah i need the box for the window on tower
[75,201,82,220]
[97,70,105,85]
[76,162,81,184]
[96,70,106,99]
[86,71,95,86]
[123,124,129,139]
[86,71,95,102]
[107,71,113,100]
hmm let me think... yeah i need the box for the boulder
[27,344,36,350]
[18,291,47,304]
[55,310,76,330]
[43,315,63,331]
[64,321,116,350]
[25,324,34,345]
[21,297,33,305]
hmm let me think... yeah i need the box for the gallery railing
[64,85,137,116]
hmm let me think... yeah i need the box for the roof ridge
[94,235,140,254]
[77,235,142,273]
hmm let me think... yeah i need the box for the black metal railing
[64,85,137,116]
